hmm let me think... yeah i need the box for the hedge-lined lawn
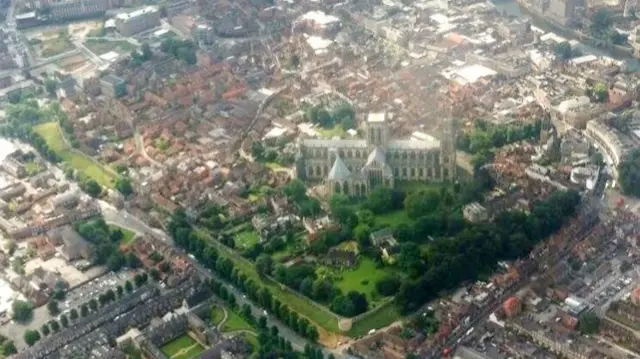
[222,310,254,332]
[161,335,204,359]
[335,257,393,306]
[234,230,260,250]
[34,122,116,187]
[347,302,400,337]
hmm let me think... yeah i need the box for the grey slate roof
[328,155,351,181]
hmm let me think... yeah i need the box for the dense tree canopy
[619,149,640,197]
[12,300,34,323]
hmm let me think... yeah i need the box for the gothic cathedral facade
[295,112,456,197]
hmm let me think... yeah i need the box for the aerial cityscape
[0,0,636,358]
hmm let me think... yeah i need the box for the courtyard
[161,334,205,359]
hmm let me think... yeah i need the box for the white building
[115,6,160,36]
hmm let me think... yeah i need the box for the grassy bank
[34,122,116,187]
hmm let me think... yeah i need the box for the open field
[221,310,254,332]
[234,230,260,250]
[335,257,392,306]
[347,301,400,337]
[84,39,136,55]
[30,36,74,58]
[34,122,116,187]
[161,335,204,359]
[197,230,342,340]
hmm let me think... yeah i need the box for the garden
[161,335,205,359]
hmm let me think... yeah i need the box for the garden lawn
[318,125,346,139]
[39,37,74,57]
[210,306,225,326]
[346,302,400,337]
[234,230,260,250]
[197,230,341,336]
[84,39,136,55]
[375,210,412,228]
[241,332,260,353]
[222,310,254,332]
[335,257,393,306]
[34,122,117,187]
[161,335,204,359]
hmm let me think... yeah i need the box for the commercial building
[295,113,456,197]
[48,0,109,21]
[115,6,160,36]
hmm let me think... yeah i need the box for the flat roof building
[115,6,160,36]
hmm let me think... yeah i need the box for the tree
[83,179,102,197]
[592,83,609,103]
[354,224,371,248]
[553,42,572,60]
[40,323,50,336]
[89,298,98,311]
[619,149,640,197]
[12,300,34,323]
[376,276,401,296]
[251,142,265,161]
[44,79,57,96]
[80,304,89,317]
[578,313,600,335]
[47,300,60,316]
[3,341,17,355]
[124,280,133,293]
[115,176,134,196]
[141,43,152,60]
[49,320,60,332]
[60,314,69,327]
[283,179,306,202]
[69,308,78,320]
[23,330,41,346]
[590,152,604,167]
[255,254,273,278]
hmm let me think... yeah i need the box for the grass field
[210,306,225,326]
[34,122,116,187]
[34,37,74,58]
[84,39,136,55]
[197,230,341,337]
[161,335,204,359]
[234,230,260,250]
[335,258,392,306]
[347,301,400,337]
[222,310,254,332]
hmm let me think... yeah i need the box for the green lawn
[37,37,74,58]
[222,310,254,332]
[210,306,225,326]
[198,230,341,335]
[241,332,260,353]
[347,302,400,337]
[319,125,346,139]
[375,210,412,228]
[84,39,136,55]
[265,162,284,170]
[234,230,260,250]
[335,257,393,306]
[161,335,204,359]
[34,122,117,187]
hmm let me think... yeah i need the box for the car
[263,310,268,316]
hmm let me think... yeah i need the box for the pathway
[215,307,229,331]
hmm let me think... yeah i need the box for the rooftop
[115,6,158,21]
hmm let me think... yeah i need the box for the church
[295,112,456,197]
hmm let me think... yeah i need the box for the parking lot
[59,270,136,313]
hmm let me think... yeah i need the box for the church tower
[440,118,457,181]
[366,112,389,148]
